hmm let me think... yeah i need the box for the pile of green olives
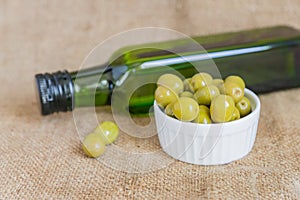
[155,73,252,124]
[82,121,119,158]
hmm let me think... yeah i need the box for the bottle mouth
[35,71,74,115]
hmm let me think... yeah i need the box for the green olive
[225,75,245,89]
[183,78,194,92]
[155,86,178,108]
[164,102,174,117]
[172,97,199,121]
[180,91,194,98]
[224,81,244,103]
[82,133,106,158]
[230,107,240,121]
[193,105,211,124]
[210,95,235,123]
[216,83,226,94]
[211,78,224,86]
[191,72,213,91]
[193,85,220,106]
[236,96,251,117]
[157,73,183,94]
[211,79,225,94]
[94,121,119,144]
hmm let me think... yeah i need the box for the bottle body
[35,26,300,115]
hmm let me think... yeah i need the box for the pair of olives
[155,73,251,123]
[82,121,119,158]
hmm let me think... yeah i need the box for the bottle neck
[35,63,128,115]
[71,65,115,108]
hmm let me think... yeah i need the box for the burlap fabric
[0,1,299,199]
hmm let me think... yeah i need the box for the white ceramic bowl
[154,88,261,165]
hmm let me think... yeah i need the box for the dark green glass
[35,26,300,115]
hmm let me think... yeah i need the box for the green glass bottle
[35,26,300,115]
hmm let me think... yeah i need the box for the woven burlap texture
[0,89,299,199]
[1,0,300,199]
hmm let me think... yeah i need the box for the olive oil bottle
[35,26,300,115]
